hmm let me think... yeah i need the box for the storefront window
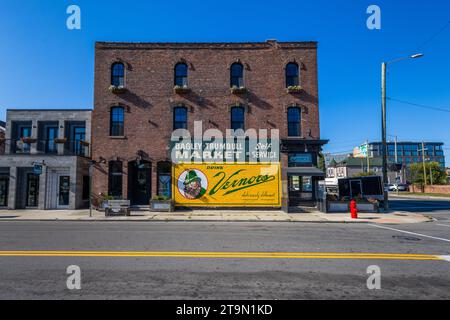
[302,176,313,192]
[157,161,172,198]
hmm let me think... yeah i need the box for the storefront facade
[0,110,92,210]
[92,40,327,211]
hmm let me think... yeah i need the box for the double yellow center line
[0,251,447,261]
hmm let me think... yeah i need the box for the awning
[283,167,325,177]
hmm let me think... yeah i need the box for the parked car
[394,184,409,192]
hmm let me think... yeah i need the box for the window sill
[109,136,127,140]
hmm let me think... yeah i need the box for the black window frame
[110,106,125,137]
[231,106,245,131]
[174,63,188,87]
[173,106,188,130]
[230,63,244,88]
[287,107,301,137]
[111,62,125,87]
[286,62,299,87]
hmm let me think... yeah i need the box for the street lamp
[381,53,423,211]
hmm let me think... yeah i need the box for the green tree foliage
[353,171,376,177]
[409,162,447,185]
[317,152,326,172]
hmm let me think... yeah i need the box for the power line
[416,21,450,51]
[388,97,450,113]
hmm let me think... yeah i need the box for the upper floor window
[286,63,299,87]
[111,62,125,87]
[174,63,188,87]
[230,63,244,87]
[173,106,188,130]
[110,107,124,136]
[231,106,245,131]
[287,107,301,137]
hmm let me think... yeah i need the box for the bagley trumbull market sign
[170,123,281,207]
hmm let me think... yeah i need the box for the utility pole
[421,141,428,190]
[366,140,370,173]
[394,136,399,196]
[381,62,388,211]
[380,53,423,211]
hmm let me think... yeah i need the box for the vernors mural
[173,164,281,207]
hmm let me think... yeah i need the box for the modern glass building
[367,142,445,168]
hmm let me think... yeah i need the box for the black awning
[283,167,325,177]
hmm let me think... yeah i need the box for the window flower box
[230,86,247,94]
[286,86,303,93]
[173,85,191,94]
[21,137,37,144]
[79,140,90,147]
[150,196,174,212]
[54,138,67,144]
[109,85,127,94]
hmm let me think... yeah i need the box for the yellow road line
[0,251,445,261]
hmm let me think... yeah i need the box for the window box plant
[79,140,90,147]
[150,195,174,212]
[109,85,127,94]
[286,85,303,93]
[21,137,37,144]
[54,138,67,144]
[173,85,191,94]
[230,85,247,94]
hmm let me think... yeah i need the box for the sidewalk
[0,209,432,224]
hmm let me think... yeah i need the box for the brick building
[92,40,327,210]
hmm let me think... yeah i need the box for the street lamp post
[381,53,423,211]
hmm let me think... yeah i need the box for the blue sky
[1,0,449,164]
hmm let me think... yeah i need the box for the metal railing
[4,139,90,157]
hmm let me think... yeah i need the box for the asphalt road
[0,197,449,300]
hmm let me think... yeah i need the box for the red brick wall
[410,185,450,194]
[92,41,321,200]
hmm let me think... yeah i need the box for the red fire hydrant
[350,199,358,219]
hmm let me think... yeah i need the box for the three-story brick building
[92,40,327,211]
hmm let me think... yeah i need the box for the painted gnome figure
[183,170,206,200]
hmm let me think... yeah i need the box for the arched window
[230,63,244,87]
[286,63,299,87]
[111,62,125,87]
[231,106,245,131]
[174,63,188,87]
[110,107,125,136]
[173,106,188,130]
[287,107,301,137]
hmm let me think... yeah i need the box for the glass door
[58,176,70,207]
[46,127,58,154]
[26,173,39,207]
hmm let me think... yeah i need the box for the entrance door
[128,161,151,206]
[288,175,315,207]
[26,173,39,207]
[0,177,9,207]
[350,180,362,199]
[57,175,70,208]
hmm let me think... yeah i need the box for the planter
[355,202,379,213]
[286,86,303,93]
[79,140,90,147]
[230,86,247,94]
[109,85,127,94]
[21,137,37,144]
[54,138,67,144]
[328,202,349,212]
[150,199,174,212]
[173,86,191,94]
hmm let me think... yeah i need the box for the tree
[317,152,326,173]
[409,162,447,186]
